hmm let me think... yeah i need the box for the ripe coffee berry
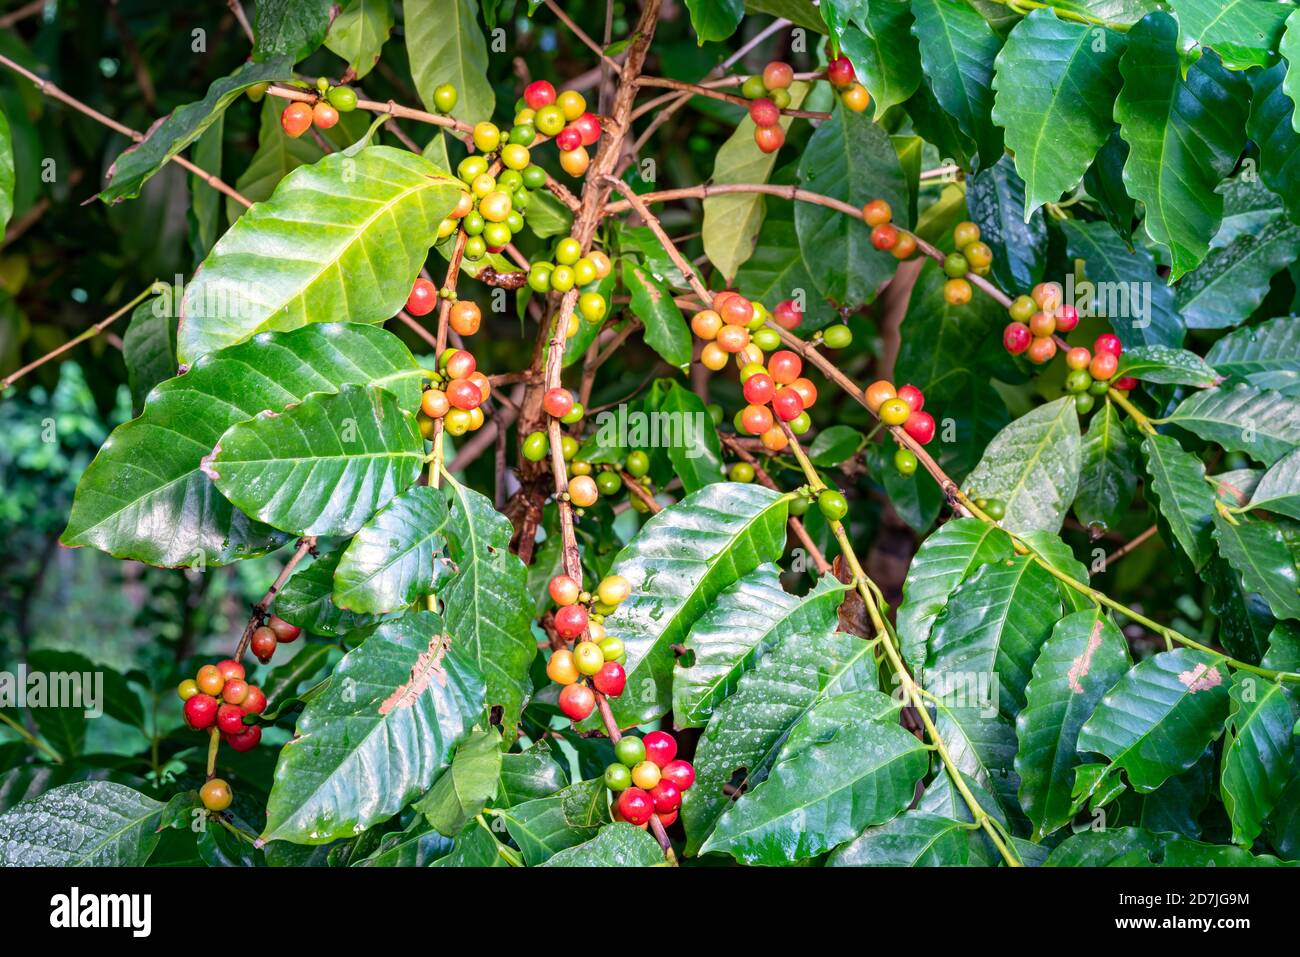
[643,730,677,768]
[524,80,556,109]
[650,780,682,814]
[1090,352,1118,380]
[1113,376,1138,391]
[743,372,776,405]
[549,574,581,606]
[196,664,224,696]
[216,659,245,682]
[862,199,892,226]
[891,232,918,259]
[543,388,574,418]
[593,661,627,696]
[896,385,924,412]
[870,224,899,250]
[450,300,481,335]
[217,704,246,735]
[184,694,218,730]
[827,56,856,87]
[720,294,755,327]
[225,725,262,752]
[1027,336,1057,364]
[661,759,696,791]
[555,125,582,151]
[546,649,579,685]
[754,125,785,153]
[446,379,482,411]
[773,299,802,330]
[749,98,780,127]
[559,683,595,721]
[1066,347,1092,370]
[741,403,774,435]
[904,411,936,445]
[865,380,897,412]
[573,112,602,146]
[771,387,804,422]
[1095,333,1123,357]
[569,475,599,507]
[790,377,817,410]
[243,686,267,715]
[617,787,654,826]
[281,102,313,137]
[1029,311,1055,337]
[268,615,300,642]
[200,779,233,812]
[554,603,589,639]
[222,679,249,705]
[767,350,801,384]
[1055,303,1079,332]
[250,627,277,662]
[1003,322,1032,355]
[763,60,794,89]
[312,102,339,130]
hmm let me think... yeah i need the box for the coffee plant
[1,0,1299,871]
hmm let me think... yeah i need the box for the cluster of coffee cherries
[248,613,300,664]
[862,199,919,266]
[280,78,358,137]
[735,348,821,452]
[405,278,484,336]
[1062,334,1134,415]
[415,347,492,438]
[179,659,267,752]
[524,236,613,331]
[516,80,602,177]
[969,495,1007,521]
[605,731,696,828]
[866,379,936,468]
[938,221,993,305]
[544,574,632,721]
[742,61,795,153]
[1002,281,1078,365]
[826,55,870,113]
[442,153,540,262]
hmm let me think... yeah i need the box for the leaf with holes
[963,397,1081,537]
[1076,648,1232,797]
[62,324,422,567]
[179,146,462,364]
[1015,609,1131,840]
[208,384,424,538]
[1170,0,1291,71]
[261,612,484,843]
[674,568,851,728]
[334,486,451,615]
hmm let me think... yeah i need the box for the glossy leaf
[700,692,926,864]
[794,108,908,308]
[1165,382,1300,466]
[1015,609,1131,840]
[674,568,851,727]
[121,297,176,415]
[334,486,450,614]
[910,0,1004,166]
[991,10,1125,218]
[1115,345,1221,388]
[325,0,393,78]
[963,396,1082,537]
[254,0,332,61]
[1115,12,1251,280]
[62,323,421,567]
[1204,316,1300,397]
[208,384,424,538]
[540,823,665,867]
[498,778,608,865]
[1171,0,1291,71]
[1213,513,1300,621]
[417,727,503,836]
[278,551,391,637]
[1076,648,1232,795]
[0,782,166,866]
[965,154,1048,293]
[827,810,992,866]
[897,518,1015,680]
[1247,61,1300,225]
[622,260,691,369]
[925,555,1064,718]
[179,146,462,363]
[930,702,1023,825]
[827,0,922,118]
[1248,447,1300,520]
[439,474,537,731]
[1221,672,1296,847]
[261,612,485,843]
[0,106,12,231]
[406,0,495,124]
[1074,401,1138,532]
[100,58,294,204]
[591,483,790,728]
[686,0,745,42]
[497,741,568,807]
[1142,433,1216,570]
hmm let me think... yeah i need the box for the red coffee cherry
[827,56,856,88]
[661,759,696,791]
[617,787,654,825]
[268,616,300,643]
[524,80,557,109]
[643,730,677,768]
[251,628,277,662]
[773,299,802,330]
[896,385,924,412]
[743,372,776,405]
[184,694,219,730]
[749,98,780,128]
[1095,333,1123,357]
[217,704,247,735]
[1003,322,1032,355]
[558,682,596,721]
[406,278,437,317]
[224,725,262,752]
[554,603,589,639]
[903,411,936,445]
[592,661,626,697]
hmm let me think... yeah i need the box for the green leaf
[827,0,922,118]
[963,396,1082,537]
[0,782,166,866]
[701,692,927,864]
[498,778,608,865]
[208,383,424,538]
[1114,12,1251,280]
[622,261,691,368]
[685,0,745,42]
[925,555,1064,718]
[794,105,909,308]
[261,642,335,708]
[121,297,176,415]
[638,385,718,490]
[1058,218,1184,349]
[416,727,503,836]
[827,810,992,866]
[325,0,393,78]
[748,0,826,33]
[966,154,1048,293]
[1015,609,1131,840]
[1085,128,1137,239]
[406,0,495,124]
[63,323,421,567]
[1221,672,1296,847]
[683,623,878,855]
[1115,345,1221,387]
[1046,826,1297,865]
[1165,382,1300,466]
[279,551,391,637]
[1213,513,1300,621]
[1247,61,1300,225]
[254,0,332,61]
[497,740,568,806]
[1074,401,1138,532]
[439,473,538,731]
[897,518,1016,680]
[262,611,485,843]
[179,146,461,364]
[1142,433,1217,569]
[674,569,851,727]
[1171,0,1291,71]
[1023,529,1093,613]
[1248,447,1300,520]
[0,106,12,231]
[1206,317,1300,397]
[930,702,1023,823]
[334,486,450,615]
[911,0,1004,167]
[591,483,790,728]
[523,189,573,239]
[703,83,807,282]
[100,58,294,204]
[1076,647,1232,795]
[991,10,1126,218]
[808,425,865,467]
[429,819,511,866]
[1175,180,1300,330]
[539,823,665,866]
